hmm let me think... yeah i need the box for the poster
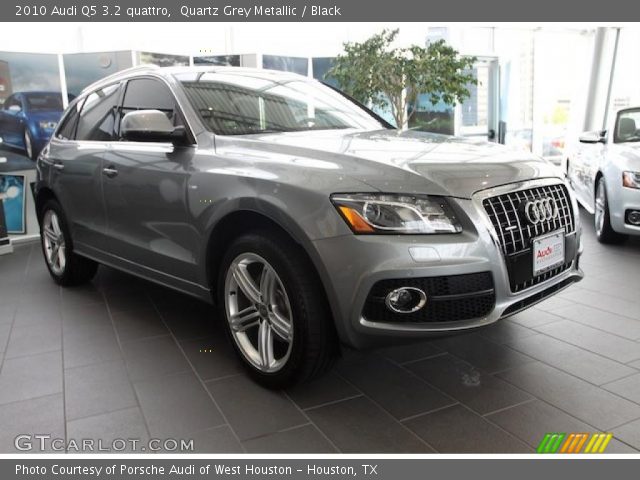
[0,173,25,234]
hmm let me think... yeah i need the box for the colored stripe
[549,433,566,453]
[591,433,606,453]
[584,434,599,453]
[560,434,575,453]
[574,433,589,453]
[543,434,558,453]
[537,433,553,453]
[597,433,613,453]
[567,434,582,453]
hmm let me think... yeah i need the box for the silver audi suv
[35,66,583,387]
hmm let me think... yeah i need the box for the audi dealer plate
[533,230,565,275]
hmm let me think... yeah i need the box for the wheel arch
[34,186,59,223]
[202,207,342,338]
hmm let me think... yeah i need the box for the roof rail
[81,64,160,94]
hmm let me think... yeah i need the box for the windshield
[615,109,640,143]
[175,71,384,135]
[25,93,63,112]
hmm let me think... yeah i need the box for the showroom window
[75,83,121,141]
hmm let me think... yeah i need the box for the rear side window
[56,99,84,140]
[119,78,183,136]
[75,83,121,141]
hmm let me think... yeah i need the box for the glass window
[614,109,640,143]
[4,95,20,110]
[175,71,384,136]
[120,78,182,131]
[75,83,121,141]
[56,99,84,140]
[24,92,63,112]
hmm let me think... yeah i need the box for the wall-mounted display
[63,51,133,97]
[263,55,308,76]
[0,52,63,159]
[138,51,190,67]
[0,173,26,234]
[194,55,241,66]
[0,197,8,245]
[0,91,66,160]
[0,60,13,106]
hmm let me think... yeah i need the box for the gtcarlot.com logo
[536,432,613,454]
[14,435,194,452]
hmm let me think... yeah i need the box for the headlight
[331,193,462,234]
[623,171,640,189]
[39,120,57,130]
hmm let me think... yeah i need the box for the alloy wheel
[42,209,66,275]
[224,252,294,373]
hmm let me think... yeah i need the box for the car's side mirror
[579,130,606,144]
[8,105,21,113]
[121,109,188,145]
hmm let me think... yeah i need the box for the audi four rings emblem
[524,198,559,224]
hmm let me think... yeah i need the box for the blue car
[0,91,66,160]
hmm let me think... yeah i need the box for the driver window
[4,96,20,110]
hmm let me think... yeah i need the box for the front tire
[594,177,627,244]
[218,230,337,388]
[40,200,98,286]
[24,129,36,160]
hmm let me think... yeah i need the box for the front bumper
[313,181,583,349]
[608,183,640,236]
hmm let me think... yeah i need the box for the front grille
[482,183,576,292]
[362,272,495,324]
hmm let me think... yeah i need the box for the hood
[214,129,563,199]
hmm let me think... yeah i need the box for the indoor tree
[327,29,477,129]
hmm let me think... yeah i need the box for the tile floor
[0,210,639,453]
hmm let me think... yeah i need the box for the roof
[81,65,308,95]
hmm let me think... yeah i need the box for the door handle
[102,166,118,178]
[52,162,64,171]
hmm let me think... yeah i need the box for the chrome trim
[384,287,427,313]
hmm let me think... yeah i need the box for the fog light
[627,210,640,226]
[385,287,427,313]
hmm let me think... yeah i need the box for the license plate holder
[532,230,565,276]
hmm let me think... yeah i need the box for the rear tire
[40,199,98,286]
[594,177,627,244]
[217,230,338,388]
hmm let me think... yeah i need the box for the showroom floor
[0,210,639,454]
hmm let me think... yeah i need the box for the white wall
[0,22,433,56]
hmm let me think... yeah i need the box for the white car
[564,107,640,243]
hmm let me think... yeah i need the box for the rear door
[102,76,200,283]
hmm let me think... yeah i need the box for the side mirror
[8,105,21,113]
[121,110,188,145]
[579,130,606,144]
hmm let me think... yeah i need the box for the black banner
[4,0,640,21]
[4,458,640,480]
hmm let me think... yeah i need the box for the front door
[102,77,200,284]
